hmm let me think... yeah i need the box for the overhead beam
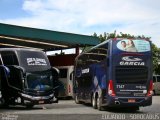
[0,23,100,49]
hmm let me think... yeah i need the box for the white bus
[57,66,74,98]
[153,75,160,95]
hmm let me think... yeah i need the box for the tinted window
[1,51,18,65]
[59,69,68,78]
[87,43,108,63]
[7,66,23,89]
[26,71,53,91]
[157,76,160,82]
[76,74,92,88]
[77,43,108,66]
[83,76,92,87]
[153,76,156,83]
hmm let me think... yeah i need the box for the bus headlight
[24,100,31,104]
[21,93,32,99]
[49,93,54,97]
[15,97,22,103]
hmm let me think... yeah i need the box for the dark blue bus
[73,38,153,110]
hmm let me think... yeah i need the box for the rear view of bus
[74,38,152,111]
[109,38,152,109]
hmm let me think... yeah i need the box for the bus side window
[84,76,92,87]
[59,69,67,78]
[153,76,156,83]
[1,52,22,89]
[157,76,160,82]
[92,43,108,62]
[1,52,18,65]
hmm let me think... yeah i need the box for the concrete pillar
[75,47,79,55]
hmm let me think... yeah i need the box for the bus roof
[0,48,43,53]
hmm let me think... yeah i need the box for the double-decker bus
[73,38,153,110]
[0,48,59,108]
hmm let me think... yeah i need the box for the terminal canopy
[0,23,100,51]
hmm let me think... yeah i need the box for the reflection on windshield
[117,39,150,52]
[25,71,53,91]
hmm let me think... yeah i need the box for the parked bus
[48,54,77,98]
[57,66,74,98]
[153,75,160,95]
[73,38,153,110]
[0,48,59,108]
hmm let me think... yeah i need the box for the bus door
[83,67,92,102]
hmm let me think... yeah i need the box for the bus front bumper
[21,93,58,105]
[101,96,152,107]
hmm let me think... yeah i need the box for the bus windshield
[25,70,53,91]
[114,39,151,53]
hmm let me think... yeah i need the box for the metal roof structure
[0,23,100,51]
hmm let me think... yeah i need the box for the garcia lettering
[120,61,145,66]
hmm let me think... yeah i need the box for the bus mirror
[12,65,26,77]
[52,67,60,94]
[52,67,60,79]
[0,65,10,78]
[0,65,22,91]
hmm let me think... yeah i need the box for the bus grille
[115,66,148,84]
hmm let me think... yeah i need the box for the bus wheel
[75,95,80,104]
[97,95,103,111]
[92,95,97,109]
[2,98,9,108]
[2,103,9,108]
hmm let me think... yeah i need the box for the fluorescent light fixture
[0,42,43,51]
[0,35,68,48]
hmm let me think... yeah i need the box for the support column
[75,47,79,55]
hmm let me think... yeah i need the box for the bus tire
[92,95,97,109]
[1,100,9,108]
[2,97,9,108]
[75,95,80,104]
[97,95,103,111]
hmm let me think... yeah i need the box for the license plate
[128,99,135,103]
[39,101,44,104]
